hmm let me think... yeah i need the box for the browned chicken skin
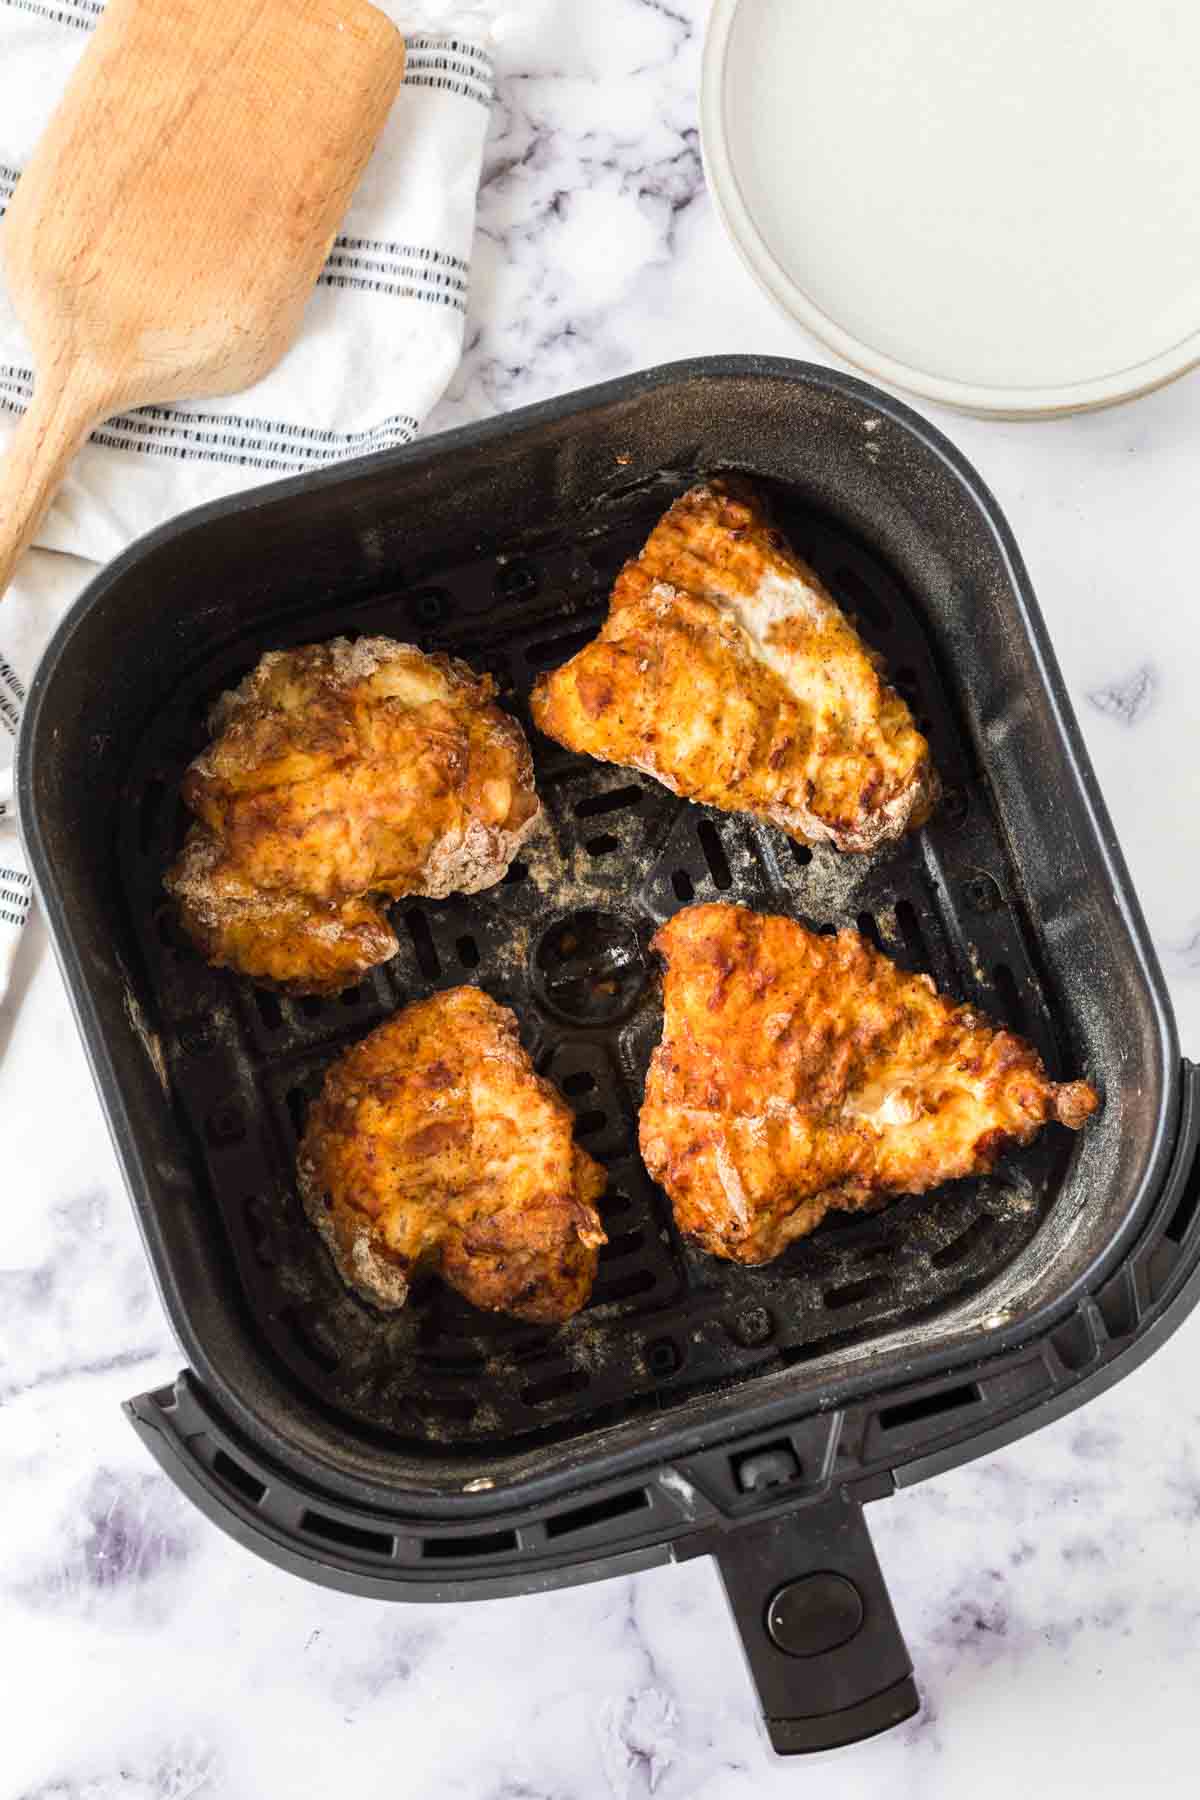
[166,637,539,994]
[532,481,935,852]
[297,986,608,1323]
[640,904,1099,1263]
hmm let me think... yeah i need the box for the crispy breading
[166,637,539,994]
[531,481,935,851]
[297,987,607,1323]
[640,904,1099,1263]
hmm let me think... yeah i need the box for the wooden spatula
[0,0,406,596]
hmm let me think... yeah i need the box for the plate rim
[700,0,1200,418]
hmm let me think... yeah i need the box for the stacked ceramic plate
[702,0,1200,416]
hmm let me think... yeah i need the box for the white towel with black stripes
[0,0,508,1006]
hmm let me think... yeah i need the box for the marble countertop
[4,2,1200,1795]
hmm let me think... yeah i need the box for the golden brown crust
[297,986,607,1323]
[531,482,936,852]
[639,904,1099,1263]
[165,637,539,993]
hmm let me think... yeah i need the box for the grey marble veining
[1087,662,1159,727]
[3,1,1200,1794]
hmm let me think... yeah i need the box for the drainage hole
[521,1368,590,1407]
[586,833,621,857]
[576,784,644,820]
[859,1240,904,1263]
[930,1214,994,1269]
[562,1070,596,1097]
[253,989,283,1030]
[824,1275,886,1310]
[286,1086,309,1140]
[591,1268,657,1305]
[697,819,733,890]
[992,962,1026,1032]
[672,869,695,903]
[856,911,883,950]
[405,908,441,980]
[416,1386,477,1423]
[280,1308,339,1373]
[600,1228,645,1260]
[789,840,814,869]
[894,898,929,969]
[644,1337,683,1378]
[940,786,969,830]
[503,860,529,886]
[456,934,480,970]
[244,1196,281,1269]
[419,1347,486,1376]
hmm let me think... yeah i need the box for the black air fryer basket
[19,359,1200,1753]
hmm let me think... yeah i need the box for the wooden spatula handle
[0,375,102,598]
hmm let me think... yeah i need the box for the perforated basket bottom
[121,474,1077,1452]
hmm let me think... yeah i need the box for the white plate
[702,0,1200,416]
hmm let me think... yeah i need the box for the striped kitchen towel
[0,0,507,1007]
[0,548,62,996]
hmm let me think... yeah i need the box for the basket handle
[712,1489,918,1753]
[0,368,104,599]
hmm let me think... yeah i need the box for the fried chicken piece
[297,987,608,1323]
[531,481,935,852]
[640,904,1099,1263]
[166,637,539,994]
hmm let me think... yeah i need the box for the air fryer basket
[19,360,1200,1753]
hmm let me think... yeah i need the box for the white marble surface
[4,1,1200,1794]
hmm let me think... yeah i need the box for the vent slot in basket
[301,1511,394,1556]
[422,1529,518,1560]
[879,1382,982,1432]
[1164,1160,1200,1246]
[545,1488,650,1539]
[213,1449,266,1505]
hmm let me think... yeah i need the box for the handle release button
[766,1572,865,1658]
